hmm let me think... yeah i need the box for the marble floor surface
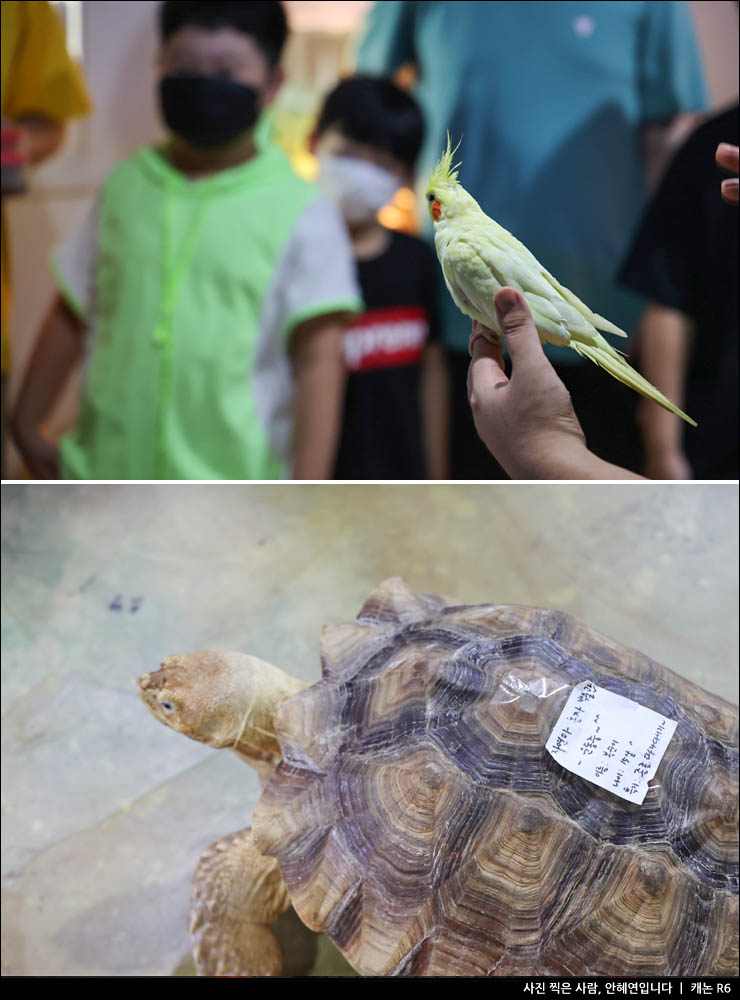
[1,483,738,976]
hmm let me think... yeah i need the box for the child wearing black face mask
[313,76,450,480]
[12,1,363,480]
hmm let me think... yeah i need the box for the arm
[420,341,450,479]
[467,289,644,480]
[278,196,364,479]
[639,1,707,192]
[634,303,693,479]
[289,313,348,480]
[642,114,699,194]
[10,295,86,478]
[13,114,66,165]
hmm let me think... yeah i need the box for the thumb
[494,287,546,370]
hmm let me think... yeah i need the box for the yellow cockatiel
[426,139,696,426]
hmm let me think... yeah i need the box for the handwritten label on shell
[546,681,677,804]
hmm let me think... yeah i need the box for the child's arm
[421,341,450,480]
[635,303,693,480]
[11,295,86,478]
[290,313,348,480]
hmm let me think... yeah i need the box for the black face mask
[159,74,261,149]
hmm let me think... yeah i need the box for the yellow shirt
[1,0,92,372]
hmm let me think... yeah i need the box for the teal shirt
[357,1,708,357]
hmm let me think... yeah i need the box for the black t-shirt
[619,106,739,478]
[333,230,440,479]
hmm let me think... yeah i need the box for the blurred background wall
[3,0,738,478]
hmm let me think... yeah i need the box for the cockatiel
[426,139,696,426]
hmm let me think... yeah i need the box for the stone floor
[1,483,737,976]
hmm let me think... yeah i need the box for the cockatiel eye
[427,192,436,202]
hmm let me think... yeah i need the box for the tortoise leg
[189,827,290,977]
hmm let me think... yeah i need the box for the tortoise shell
[251,578,739,977]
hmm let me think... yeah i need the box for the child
[313,75,449,479]
[12,1,363,480]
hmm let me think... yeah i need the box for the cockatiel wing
[475,231,580,346]
[473,218,629,344]
[439,234,501,329]
[539,267,628,339]
[441,213,625,349]
[441,232,571,346]
[475,216,629,339]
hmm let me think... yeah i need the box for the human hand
[12,424,60,480]
[716,143,738,205]
[643,446,692,481]
[1,120,27,162]
[1,120,28,197]
[1,115,65,170]
[466,288,587,479]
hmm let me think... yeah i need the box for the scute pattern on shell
[252,579,739,977]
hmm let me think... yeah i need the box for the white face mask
[317,154,401,225]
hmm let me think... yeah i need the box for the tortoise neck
[226,654,308,764]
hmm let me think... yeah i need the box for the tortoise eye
[161,700,175,713]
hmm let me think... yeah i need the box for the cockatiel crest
[426,136,696,426]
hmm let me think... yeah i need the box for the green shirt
[53,143,363,479]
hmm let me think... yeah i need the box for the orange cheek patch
[432,201,442,221]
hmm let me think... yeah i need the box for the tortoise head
[137,650,306,758]
[137,651,241,748]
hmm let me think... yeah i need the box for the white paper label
[546,680,677,805]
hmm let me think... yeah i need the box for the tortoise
[137,577,738,977]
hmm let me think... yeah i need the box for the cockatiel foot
[469,320,501,358]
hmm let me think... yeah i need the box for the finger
[470,320,504,365]
[493,287,547,371]
[716,143,739,173]
[467,333,509,409]
[469,319,499,357]
[721,178,739,205]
